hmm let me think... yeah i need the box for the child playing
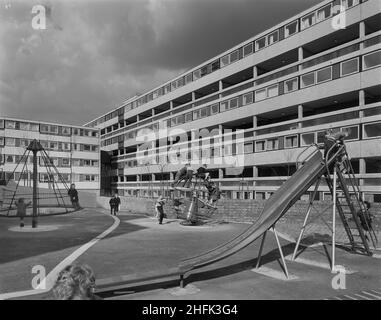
[204,179,221,206]
[195,164,209,182]
[16,198,31,227]
[172,163,190,188]
[155,196,166,224]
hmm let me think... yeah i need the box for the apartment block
[0,117,100,192]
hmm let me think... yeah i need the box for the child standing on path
[155,196,166,224]
[16,198,31,227]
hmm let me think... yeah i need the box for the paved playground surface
[0,208,380,300]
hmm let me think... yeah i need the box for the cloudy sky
[0,0,322,126]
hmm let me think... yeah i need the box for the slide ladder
[324,147,377,256]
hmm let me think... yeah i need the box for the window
[244,142,253,154]
[341,58,359,76]
[0,137,4,146]
[285,20,298,38]
[342,126,359,141]
[49,125,58,133]
[164,84,171,94]
[30,123,39,131]
[229,97,239,109]
[255,140,266,152]
[266,138,279,150]
[5,138,15,146]
[284,77,298,93]
[363,50,381,70]
[230,50,239,63]
[177,114,185,124]
[5,121,16,129]
[268,30,279,45]
[0,119,4,128]
[211,103,219,115]
[317,4,332,22]
[317,131,327,144]
[243,43,253,57]
[255,88,267,101]
[363,122,381,139]
[342,0,359,9]
[6,155,14,163]
[301,132,315,146]
[193,69,202,80]
[200,66,208,77]
[193,109,200,120]
[301,12,316,30]
[62,158,70,167]
[243,92,254,105]
[255,37,267,51]
[83,144,91,152]
[220,55,230,67]
[284,135,298,148]
[316,66,332,83]
[301,72,316,88]
[185,112,193,122]
[185,73,193,84]
[267,84,279,98]
[220,101,229,112]
[19,122,30,131]
[49,142,58,150]
[61,127,71,135]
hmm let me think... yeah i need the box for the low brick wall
[96,196,380,231]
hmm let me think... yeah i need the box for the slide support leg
[255,231,267,269]
[273,227,289,279]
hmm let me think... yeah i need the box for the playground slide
[179,150,327,272]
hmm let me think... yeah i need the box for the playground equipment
[96,139,377,294]
[171,175,218,225]
[0,140,79,225]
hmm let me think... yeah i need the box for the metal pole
[32,149,38,228]
[255,231,267,269]
[273,227,289,279]
[332,165,337,272]
[292,178,321,260]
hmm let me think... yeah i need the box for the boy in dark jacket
[68,184,80,209]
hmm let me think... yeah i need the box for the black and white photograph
[0,0,380,308]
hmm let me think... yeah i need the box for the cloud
[0,0,321,125]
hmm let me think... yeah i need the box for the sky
[0,0,322,126]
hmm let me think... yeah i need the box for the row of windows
[100,49,381,147]
[0,137,99,152]
[39,173,99,183]
[100,34,381,139]
[90,0,366,128]
[0,120,98,137]
[0,154,99,167]
[114,121,381,169]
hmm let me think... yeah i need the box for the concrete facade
[0,117,100,191]
[85,0,381,202]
